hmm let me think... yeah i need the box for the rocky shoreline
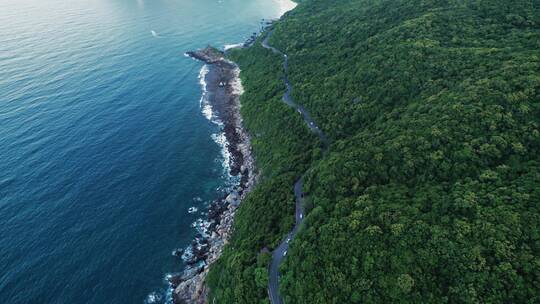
[169,47,257,304]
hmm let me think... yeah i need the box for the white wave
[198,65,209,88]
[189,218,211,237]
[171,248,183,256]
[202,102,215,123]
[197,64,242,187]
[181,246,194,261]
[197,65,235,180]
[224,43,243,51]
[198,65,216,123]
[164,273,174,282]
[211,132,233,177]
[145,291,163,304]
[184,53,198,61]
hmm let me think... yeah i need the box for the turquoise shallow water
[0,0,282,303]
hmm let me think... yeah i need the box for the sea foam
[145,291,163,304]
[198,65,215,123]
[197,64,238,184]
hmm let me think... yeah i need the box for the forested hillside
[205,42,319,302]
[208,0,540,303]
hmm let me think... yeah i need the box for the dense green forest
[205,42,319,302]
[208,0,540,303]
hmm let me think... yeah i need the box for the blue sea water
[0,0,284,303]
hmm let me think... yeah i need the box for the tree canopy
[207,0,540,303]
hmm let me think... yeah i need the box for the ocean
[0,0,289,303]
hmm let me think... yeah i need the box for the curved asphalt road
[262,30,328,304]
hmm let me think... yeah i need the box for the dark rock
[185,46,224,64]
[172,37,258,304]
[168,274,183,288]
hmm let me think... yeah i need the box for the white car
[283,250,287,257]
[286,238,291,244]
[300,214,303,219]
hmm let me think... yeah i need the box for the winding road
[262,30,328,304]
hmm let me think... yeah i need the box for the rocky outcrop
[171,46,257,304]
[185,46,224,64]
[171,201,238,303]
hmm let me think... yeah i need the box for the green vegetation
[205,42,318,303]
[208,0,540,303]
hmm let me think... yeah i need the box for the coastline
[170,49,256,304]
[170,1,298,303]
